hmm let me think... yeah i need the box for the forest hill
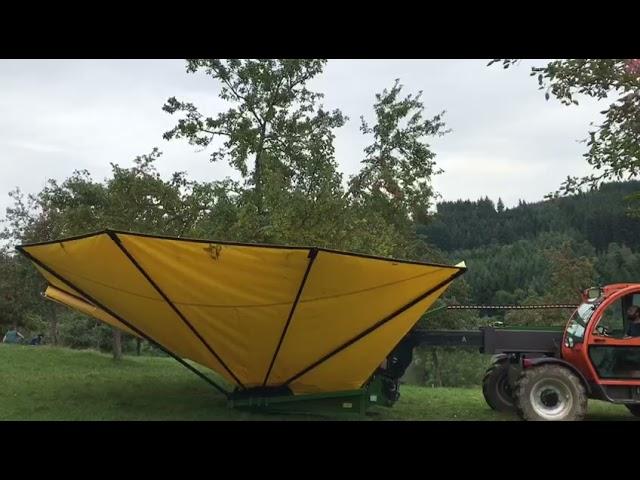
[420,180,640,324]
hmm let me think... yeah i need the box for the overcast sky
[0,59,607,219]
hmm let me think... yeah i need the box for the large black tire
[626,404,640,417]
[482,360,515,412]
[514,364,588,421]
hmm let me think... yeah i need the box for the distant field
[1,344,635,421]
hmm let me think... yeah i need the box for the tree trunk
[431,349,442,387]
[136,338,141,356]
[112,328,122,361]
[252,123,267,214]
[49,305,59,345]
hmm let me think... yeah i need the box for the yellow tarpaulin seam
[282,268,465,386]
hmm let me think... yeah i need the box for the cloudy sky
[0,59,607,218]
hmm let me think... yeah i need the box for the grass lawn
[1,344,636,421]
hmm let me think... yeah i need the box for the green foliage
[418,348,490,387]
[490,59,640,196]
[420,182,640,322]
[341,79,449,260]
[162,61,446,260]
[54,311,130,352]
[163,59,347,239]
[350,79,447,222]
[596,243,640,284]
[421,181,640,252]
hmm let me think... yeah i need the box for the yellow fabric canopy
[18,230,465,394]
[44,286,141,338]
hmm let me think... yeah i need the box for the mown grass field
[1,344,636,421]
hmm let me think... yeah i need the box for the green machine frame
[227,375,396,417]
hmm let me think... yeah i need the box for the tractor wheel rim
[530,379,573,420]
[497,373,513,405]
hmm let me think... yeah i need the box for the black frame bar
[481,327,563,354]
[18,229,467,271]
[408,329,484,347]
[15,246,231,397]
[409,327,564,354]
[106,230,245,389]
[282,268,466,386]
[262,248,318,386]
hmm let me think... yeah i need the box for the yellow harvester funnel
[18,230,465,395]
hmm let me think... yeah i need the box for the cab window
[596,298,625,338]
